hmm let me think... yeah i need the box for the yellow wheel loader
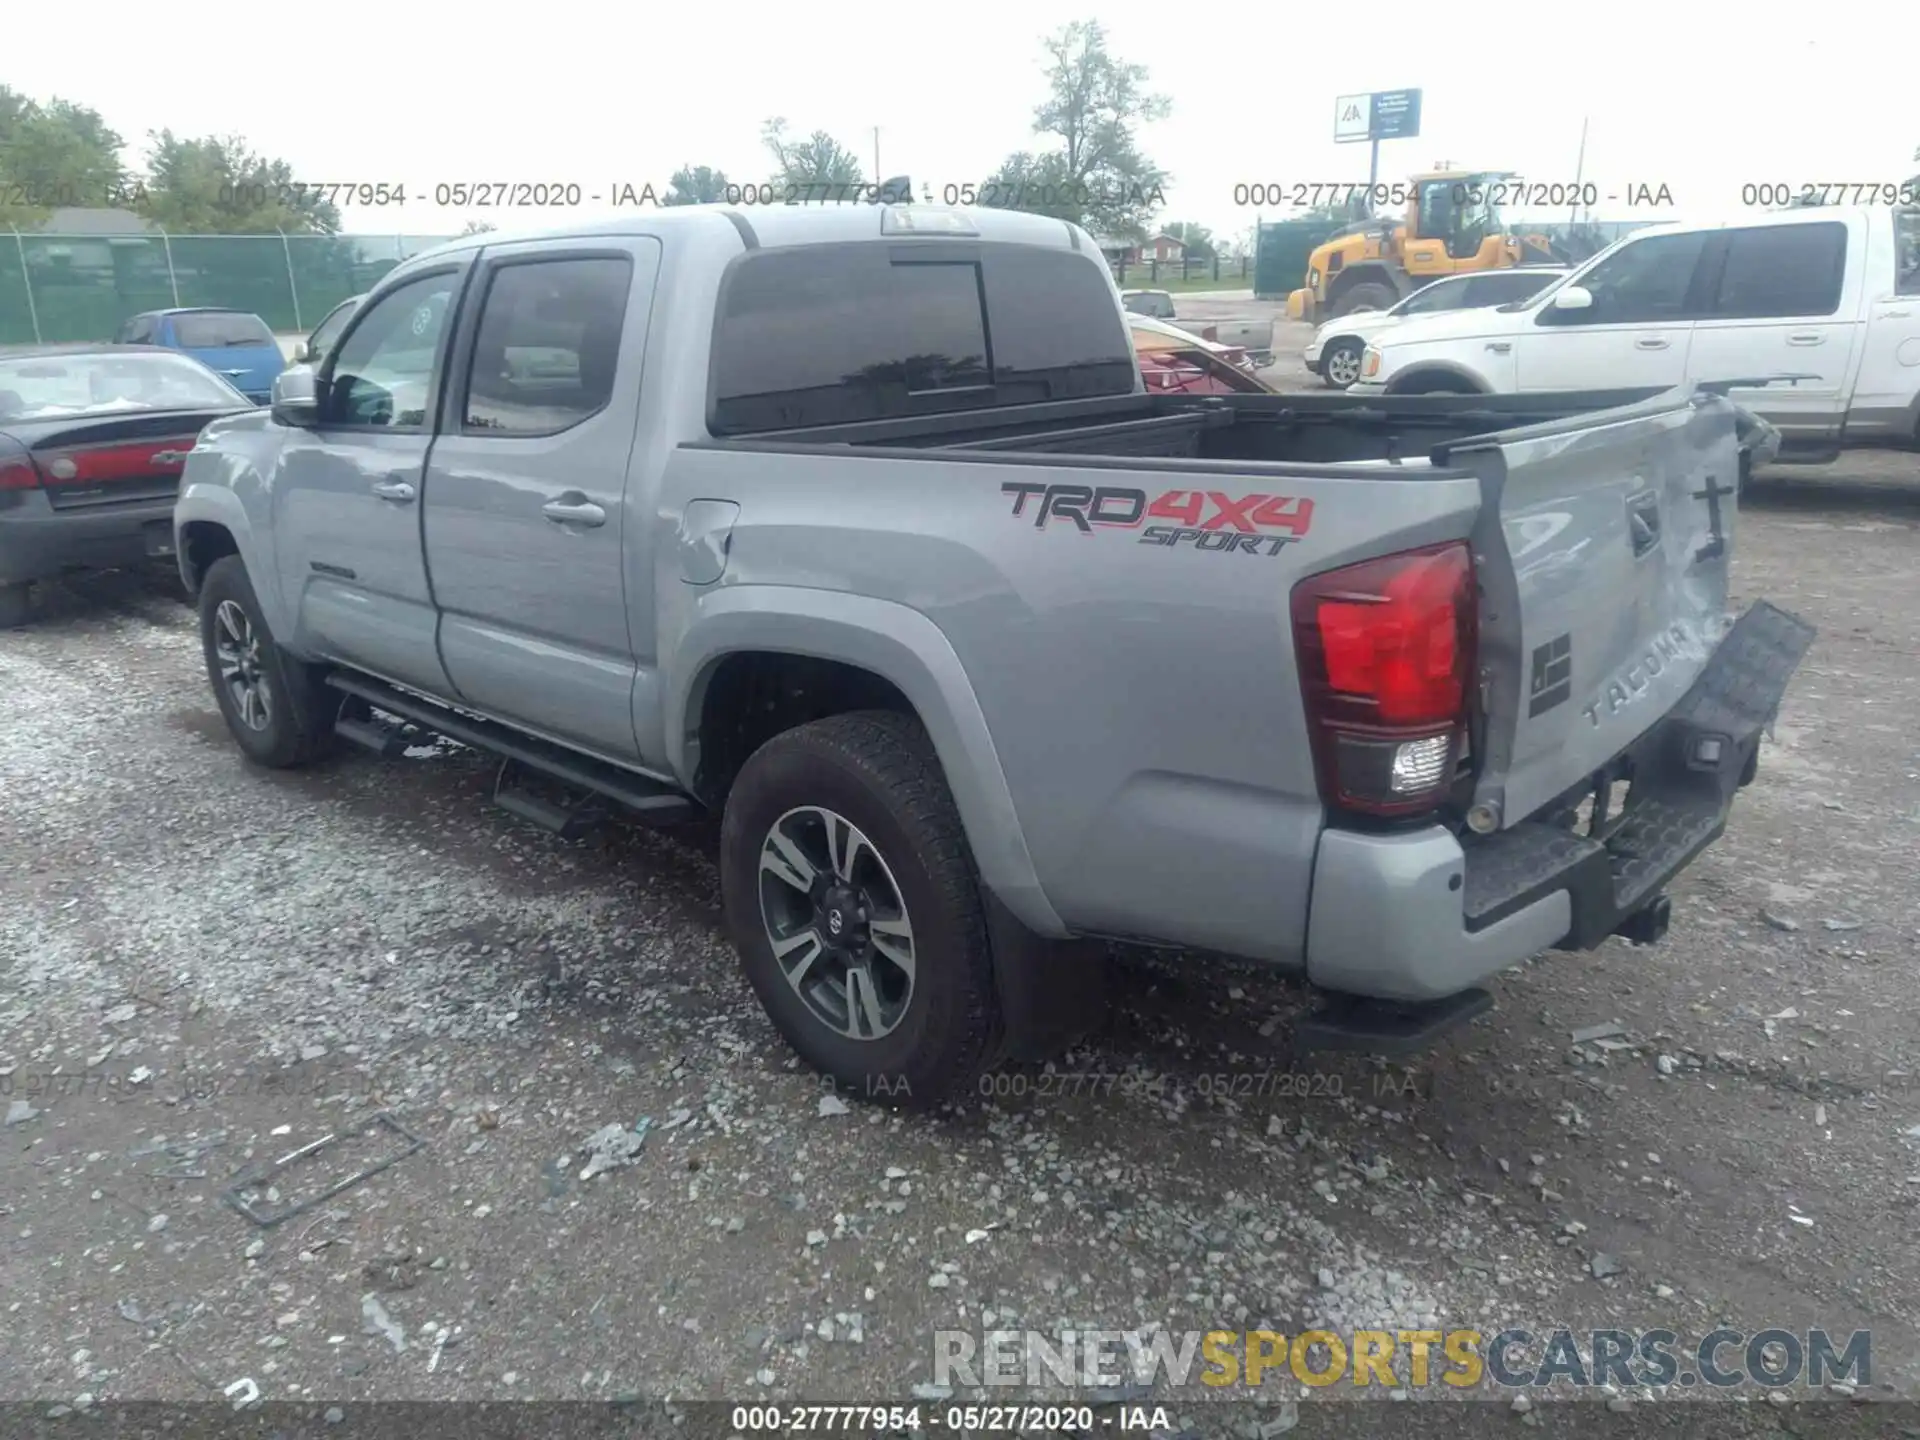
[1286,171,1563,325]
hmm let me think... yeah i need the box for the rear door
[1513,230,1711,392]
[1684,217,1858,448]
[1440,391,1744,829]
[1845,212,1920,442]
[271,264,470,692]
[422,240,659,761]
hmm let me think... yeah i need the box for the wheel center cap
[826,909,845,937]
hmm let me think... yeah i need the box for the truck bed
[697,387,1679,467]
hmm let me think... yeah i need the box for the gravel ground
[2,437,1918,1439]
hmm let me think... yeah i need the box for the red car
[1126,313,1273,395]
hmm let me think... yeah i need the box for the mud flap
[983,892,1110,1064]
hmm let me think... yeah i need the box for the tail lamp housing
[1291,541,1477,819]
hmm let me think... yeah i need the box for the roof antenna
[879,175,913,205]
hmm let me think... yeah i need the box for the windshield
[0,352,248,421]
[171,311,276,348]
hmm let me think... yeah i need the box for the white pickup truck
[1352,205,1920,465]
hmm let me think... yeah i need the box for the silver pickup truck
[174,202,1812,1106]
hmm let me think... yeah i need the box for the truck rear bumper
[1304,601,1816,1004]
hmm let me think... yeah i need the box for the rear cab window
[171,311,277,348]
[710,244,1135,434]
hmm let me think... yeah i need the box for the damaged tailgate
[1438,388,1814,943]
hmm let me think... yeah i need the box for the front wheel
[1321,340,1365,389]
[1330,282,1397,318]
[719,711,1002,1108]
[197,555,338,768]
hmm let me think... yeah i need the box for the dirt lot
[3,439,1918,1438]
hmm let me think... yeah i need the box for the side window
[710,244,1133,434]
[119,317,154,344]
[461,257,632,436]
[1399,280,1469,315]
[1557,232,1708,325]
[1899,211,1920,297]
[1464,272,1548,307]
[1709,222,1847,319]
[325,273,457,429]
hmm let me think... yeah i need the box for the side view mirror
[270,366,322,427]
[290,339,311,364]
[1552,285,1594,312]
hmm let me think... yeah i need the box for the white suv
[1352,206,1920,461]
[1306,268,1567,389]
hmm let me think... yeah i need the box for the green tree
[137,131,343,234]
[0,87,131,229]
[980,20,1169,242]
[663,164,732,206]
[762,118,864,191]
[1162,221,1214,258]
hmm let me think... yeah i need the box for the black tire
[198,555,338,768]
[0,581,29,629]
[719,710,1002,1109]
[1330,282,1397,318]
[1389,372,1482,396]
[1320,338,1366,389]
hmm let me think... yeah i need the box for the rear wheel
[1321,339,1366,389]
[1330,282,1397,318]
[720,711,1001,1108]
[0,581,29,629]
[198,555,338,768]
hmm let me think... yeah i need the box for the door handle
[1634,338,1670,351]
[1884,309,1911,319]
[369,478,416,502]
[1786,333,1825,346]
[542,496,607,528]
[1485,342,1511,354]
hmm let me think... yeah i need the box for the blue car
[115,308,285,405]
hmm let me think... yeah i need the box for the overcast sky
[10,3,1917,243]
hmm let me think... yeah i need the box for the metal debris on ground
[222,1113,426,1228]
[5,1099,37,1126]
[1822,917,1864,932]
[580,1116,652,1181]
[817,1093,851,1117]
[1589,1252,1626,1279]
[1760,909,1801,932]
[1570,1022,1628,1045]
[223,1377,259,1409]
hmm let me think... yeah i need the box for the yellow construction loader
[1286,170,1563,325]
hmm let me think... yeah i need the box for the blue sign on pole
[1369,89,1422,141]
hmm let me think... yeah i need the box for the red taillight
[1291,542,1477,818]
[35,437,198,487]
[0,454,42,491]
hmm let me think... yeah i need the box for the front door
[1514,229,1709,393]
[422,240,660,762]
[1685,218,1859,448]
[272,263,469,694]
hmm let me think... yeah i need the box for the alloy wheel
[757,805,916,1040]
[1326,346,1363,387]
[213,599,272,731]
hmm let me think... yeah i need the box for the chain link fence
[0,230,460,345]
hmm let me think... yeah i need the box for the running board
[323,672,700,828]
[1293,987,1493,1057]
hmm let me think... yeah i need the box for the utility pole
[873,128,881,183]
[1570,115,1589,226]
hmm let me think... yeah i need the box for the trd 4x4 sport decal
[1001,482,1314,556]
